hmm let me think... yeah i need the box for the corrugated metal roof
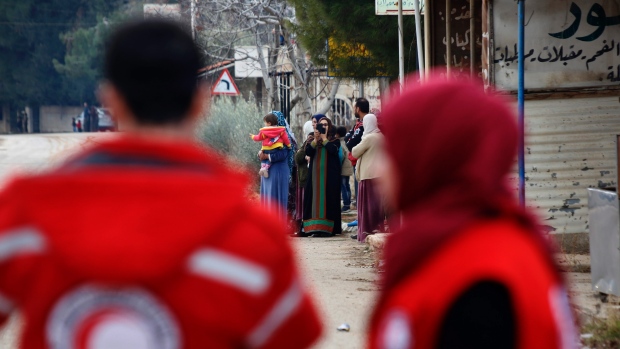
[522,96,620,234]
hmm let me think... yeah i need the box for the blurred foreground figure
[0,20,321,348]
[369,78,576,349]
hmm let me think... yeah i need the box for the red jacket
[0,136,321,348]
[370,220,576,349]
[251,126,291,151]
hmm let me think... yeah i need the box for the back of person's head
[336,126,347,138]
[264,113,278,126]
[380,77,517,211]
[355,98,370,114]
[104,19,201,125]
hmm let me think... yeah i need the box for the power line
[0,22,98,26]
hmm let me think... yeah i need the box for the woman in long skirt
[259,111,296,223]
[274,111,298,229]
[259,147,289,220]
[303,115,342,237]
[293,132,314,235]
[351,114,385,242]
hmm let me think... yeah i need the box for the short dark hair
[264,113,278,125]
[104,19,201,125]
[336,126,347,137]
[355,98,370,114]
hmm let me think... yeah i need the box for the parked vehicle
[97,108,116,132]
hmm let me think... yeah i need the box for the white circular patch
[46,285,181,349]
[87,312,151,349]
[380,309,413,349]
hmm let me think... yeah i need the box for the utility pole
[413,0,424,81]
[470,0,475,77]
[190,0,195,40]
[270,25,280,111]
[446,0,452,78]
[518,0,526,206]
[398,0,404,91]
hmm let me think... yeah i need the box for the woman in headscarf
[292,131,314,236]
[273,111,299,228]
[303,115,342,237]
[351,114,385,243]
[369,78,575,349]
[259,111,295,222]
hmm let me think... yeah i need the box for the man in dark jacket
[345,97,372,210]
[82,102,91,132]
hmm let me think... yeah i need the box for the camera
[317,123,327,134]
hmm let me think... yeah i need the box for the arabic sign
[375,0,422,15]
[430,0,482,80]
[493,0,620,90]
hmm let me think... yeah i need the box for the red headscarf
[379,77,557,296]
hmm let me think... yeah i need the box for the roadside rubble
[337,323,351,332]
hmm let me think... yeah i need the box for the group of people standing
[72,102,99,132]
[257,98,388,242]
[0,19,577,349]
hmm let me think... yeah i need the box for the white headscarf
[362,113,379,139]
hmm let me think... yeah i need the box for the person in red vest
[0,19,322,349]
[369,77,577,349]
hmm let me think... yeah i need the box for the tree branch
[316,78,341,115]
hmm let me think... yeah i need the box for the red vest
[370,220,576,349]
[0,137,322,349]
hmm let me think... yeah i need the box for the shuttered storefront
[523,96,620,234]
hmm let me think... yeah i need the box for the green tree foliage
[53,16,110,106]
[199,95,264,171]
[0,0,125,108]
[287,0,421,79]
[54,3,144,106]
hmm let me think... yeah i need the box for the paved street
[0,133,110,185]
[0,133,378,348]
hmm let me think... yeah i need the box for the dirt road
[295,231,379,349]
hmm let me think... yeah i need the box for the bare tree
[192,0,339,129]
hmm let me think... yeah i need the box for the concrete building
[424,0,620,250]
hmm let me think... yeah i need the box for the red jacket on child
[251,126,291,151]
[0,136,321,349]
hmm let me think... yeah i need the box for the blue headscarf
[313,114,326,124]
[272,111,297,180]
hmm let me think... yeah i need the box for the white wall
[0,106,10,134]
[39,106,83,133]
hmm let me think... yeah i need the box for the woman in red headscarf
[368,78,577,349]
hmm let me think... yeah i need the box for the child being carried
[250,113,291,178]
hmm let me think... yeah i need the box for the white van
[97,108,116,132]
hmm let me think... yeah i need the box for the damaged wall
[521,96,620,234]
